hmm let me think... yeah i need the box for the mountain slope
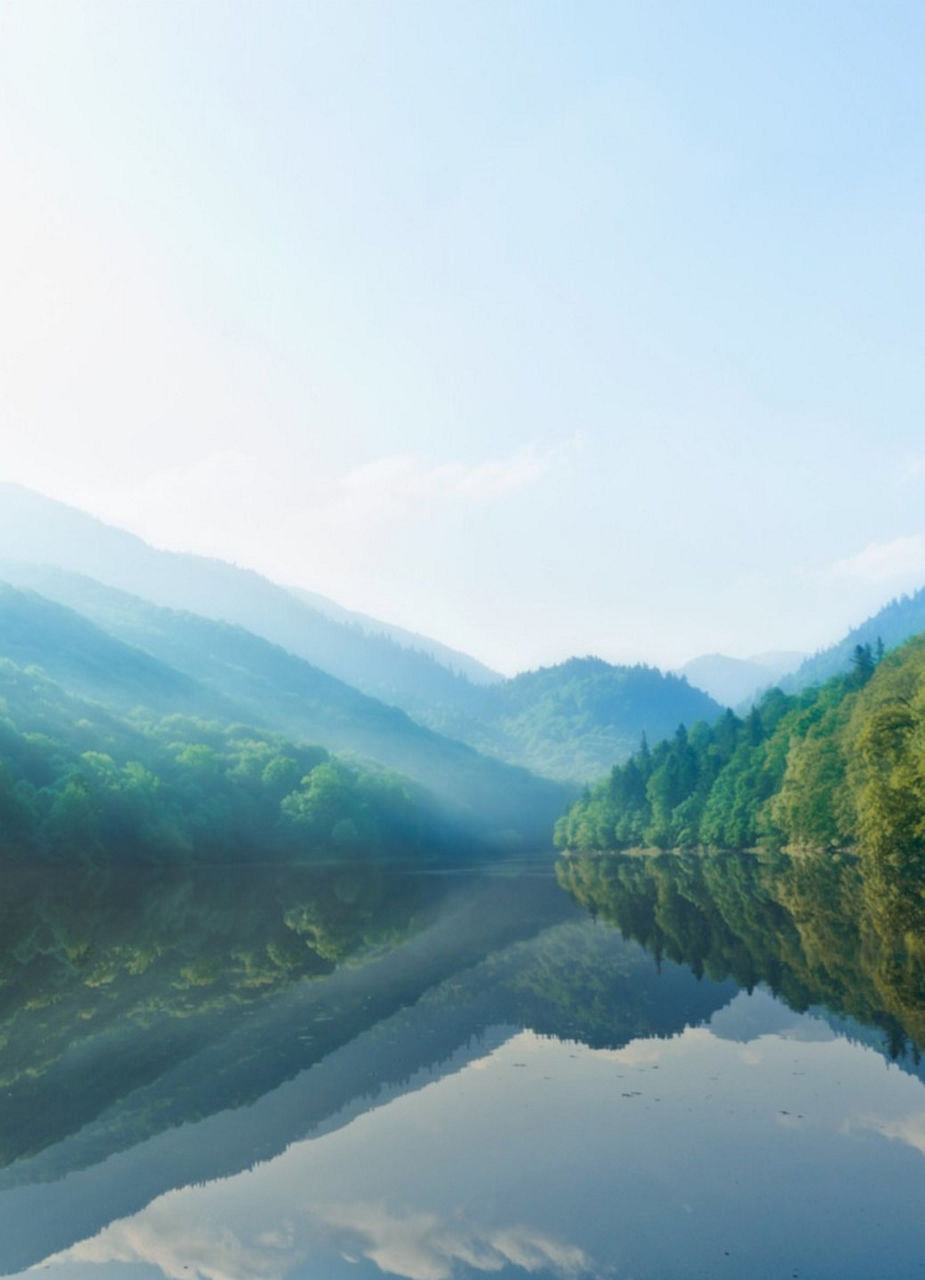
[0,651,465,866]
[0,484,487,715]
[0,584,228,718]
[0,571,570,845]
[784,586,925,691]
[0,488,721,787]
[427,656,724,782]
[678,650,805,707]
[288,586,501,685]
[556,629,925,856]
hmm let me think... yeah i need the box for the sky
[2,1,925,675]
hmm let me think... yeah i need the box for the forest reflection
[1,844,922,1205]
[557,846,925,1059]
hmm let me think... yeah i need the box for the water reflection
[557,847,925,1060]
[0,849,921,1279]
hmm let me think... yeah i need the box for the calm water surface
[0,850,922,1279]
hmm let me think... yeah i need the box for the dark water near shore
[0,848,922,1279]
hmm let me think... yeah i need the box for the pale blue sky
[2,1,924,672]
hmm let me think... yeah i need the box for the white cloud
[592,1039,664,1067]
[847,1110,925,1158]
[57,444,556,595]
[313,1201,601,1280]
[41,1198,602,1280]
[830,535,925,585]
[335,447,553,520]
[44,1213,298,1280]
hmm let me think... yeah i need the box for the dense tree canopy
[556,636,925,869]
[0,658,456,865]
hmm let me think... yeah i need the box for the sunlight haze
[2,1,924,672]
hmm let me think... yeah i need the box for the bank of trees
[0,660,448,864]
[555,638,925,862]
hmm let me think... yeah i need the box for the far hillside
[0,579,571,849]
[1,552,724,786]
[426,656,723,782]
[287,586,500,686]
[783,586,925,692]
[677,650,804,707]
[0,484,489,718]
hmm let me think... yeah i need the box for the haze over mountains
[287,585,501,686]
[0,483,484,717]
[677,650,806,708]
[679,589,925,709]
[0,580,567,849]
[0,486,723,787]
[780,587,925,694]
[3,482,925,826]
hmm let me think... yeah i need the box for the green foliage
[0,578,569,847]
[556,634,925,861]
[425,656,724,783]
[0,659,457,866]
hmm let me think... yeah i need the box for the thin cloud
[311,1201,602,1280]
[74,445,557,555]
[44,1213,294,1280]
[846,1110,925,1158]
[338,446,553,518]
[830,535,925,585]
[43,1200,603,1280]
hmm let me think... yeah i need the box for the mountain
[677,650,805,707]
[0,646,468,865]
[0,487,722,786]
[784,586,925,691]
[0,582,223,718]
[0,484,488,716]
[427,656,724,782]
[0,573,570,845]
[287,585,501,685]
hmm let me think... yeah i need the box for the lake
[0,848,922,1279]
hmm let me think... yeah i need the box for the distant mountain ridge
[428,656,724,781]
[287,585,501,686]
[0,573,570,846]
[677,650,805,707]
[0,483,489,716]
[0,487,726,784]
[783,586,925,692]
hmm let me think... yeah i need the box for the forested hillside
[2,559,722,785]
[556,635,925,866]
[0,485,490,714]
[0,492,724,785]
[784,587,925,692]
[420,657,723,781]
[0,659,456,864]
[0,579,570,847]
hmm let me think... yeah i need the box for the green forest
[556,634,925,879]
[0,658,456,866]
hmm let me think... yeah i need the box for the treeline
[0,659,454,864]
[555,637,925,866]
